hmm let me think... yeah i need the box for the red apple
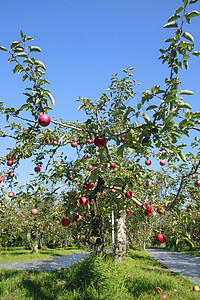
[38,114,51,127]
[113,169,118,173]
[0,177,5,183]
[146,182,152,187]
[84,154,89,159]
[7,160,13,166]
[52,140,58,146]
[31,208,38,215]
[195,180,200,187]
[155,287,162,293]
[121,137,125,142]
[110,163,116,169]
[145,159,151,166]
[61,218,70,226]
[126,209,132,215]
[79,197,89,206]
[94,136,107,147]
[88,165,93,171]
[8,192,14,197]
[87,139,93,144]
[160,160,166,166]
[144,209,152,216]
[193,286,200,291]
[74,214,83,222]
[71,141,78,147]
[72,193,78,199]
[34,166,41,173]
[45,138,52,144]
[119,198,125,202]
[157,207,165,215]
[146,206,154,213]
[8,172,15,177]
[156,234,166,243]
[7,156,13,161]
[125,191,133,198]
[161,294,167,299]
[136,204,140,208]
[69,175,73,180]
[83,182,94,190]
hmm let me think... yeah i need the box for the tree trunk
[114,209,127,262]
[31,243,38,253]
[89,176,105,253]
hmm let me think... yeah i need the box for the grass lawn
[0,249,199,299]
[0,246,89,264]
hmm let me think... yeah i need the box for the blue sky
[0,0,200,189]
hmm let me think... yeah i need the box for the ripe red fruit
[119,198,125,202]
[0,177,5,183]
[88,165,93,171]
[45,138,52,144]
[146,206,154,213]
[144,209,152,216]
[8,172,15,177]
[7,156,13,161]
[94,136,107,147]
[157,207,165,215]
[71,141,78,147]
[61,218,70,226]
[160,160,166,166]
[84,154,89,159]
[121,137,125,142]
[34,166,41,173]
[136,204,140,208]
[156,234,166,243]
[87,139,93,144]
[110,163,116,169]
[146,182,151,187]
[155,287,162,293]
[83,182,94,190]
[195,180,200,187]
[145,159,151,166]
[7,160,13,166]
[74,214,83,222]
[38,114,51,127]
[72,193,78,199]
[125,191,133,198]
[31,209,38,215]
[113,169,118,173]
[8,192,14,197]
[69,175,73,180]
[161,294,167,299]
[52,140,58,146]
[79,197,89,206]
[126,209,132,215]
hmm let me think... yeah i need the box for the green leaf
[90,169,98,182]
[176,6,183,14]
[13,64,21,73]
[183,60,189,69]
[128,148,135,155]
[15,52,27,58]
[182,0,188,7]
[117,145,124,157]
[46,91,55,105]
[168,14,180,22]
[6,114,10,123]
[192,51,200,56]
[29,46,41,52]
[185,10,199,19]
[163,21,178,28]
[0,46,7,51]
[179,90,193,95]
[25,36,34,41]
[146,105,158,111]
[35,60,46,70]
[182,32,194,42]
[189,0,199,4]
[142,113,150,122]
[163,113,174,124]
[22,74,29,82]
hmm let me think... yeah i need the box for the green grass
[0,246,89,263]
[0,249,199,299]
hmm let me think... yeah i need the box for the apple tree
[0,0,200,260]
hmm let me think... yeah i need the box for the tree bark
[89,176,105,253]
[114,209,127,262]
